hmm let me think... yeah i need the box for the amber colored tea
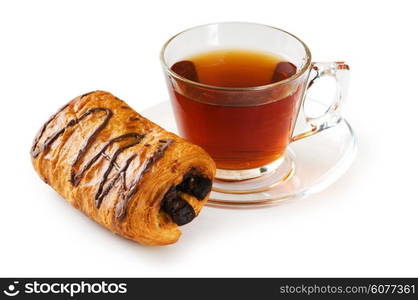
[169,49,302,170]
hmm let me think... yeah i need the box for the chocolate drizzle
[71,133,144,187]
[31,104,157,219]
[115,139,174,220]
[31,103,70,158]
[95,152,138,209]
[30,98,206,226]
[73,133,146,208]
[31,107,113,158]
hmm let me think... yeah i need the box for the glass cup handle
[291,61,350,142]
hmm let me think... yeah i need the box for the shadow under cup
[161,23,312,181]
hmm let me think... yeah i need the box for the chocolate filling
[161,169,212,226]
[161,186,196,226]
[177,169,212,200]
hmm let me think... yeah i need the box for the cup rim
[160,21,312,91]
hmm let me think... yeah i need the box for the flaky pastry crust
[31,91,215,245]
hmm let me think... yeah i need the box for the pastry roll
[31,91,215,246]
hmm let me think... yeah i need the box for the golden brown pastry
[31,91,215,246]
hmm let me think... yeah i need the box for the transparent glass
[141,98,357,207]
[160,22,350,188]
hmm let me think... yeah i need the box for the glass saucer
[141,98,357,208]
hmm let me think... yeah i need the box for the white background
[1,0,417,277]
